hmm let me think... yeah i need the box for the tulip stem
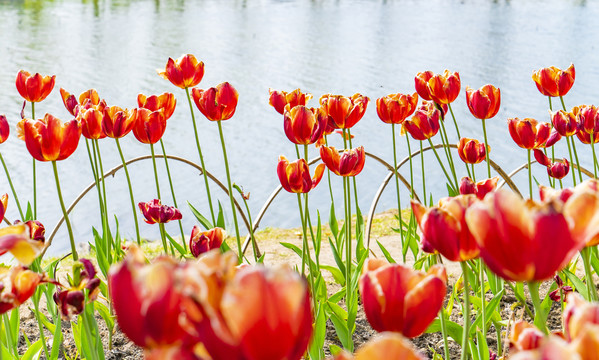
[185,87,216,225]
[438,308,451,360]
[31,101,36,219]
[420,141,427,206]
[460,262,471,360]
[93,139,112,264]
[217,120,242,263]
[297,193,317,310]
[427,138,456,192]
[391,124,406,263]
[448,103,462,139]
[115,138,141,245]
[343,175,353,351]
[471,164,476,182]
[566,136,578,186]
[479,260,488,351]
[52,161,78,260]
[33,290,50,360]
[158,222,170,255]
[0,152,24,220]
[528,281,548,334]
[439,119,461,186]
[527,149,533,199]
[559,96,567,112]
[85,139,104,219]
[481,118,492,179]
[160,139,187,251]
[581,247,598,302]
[149,143,162,199]
[591,133,598,178]
[347,129,362,248]
[303,145,318,260]
[405,135,415,198]
[570,137,584,183]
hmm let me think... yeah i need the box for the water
[0,0,597,256]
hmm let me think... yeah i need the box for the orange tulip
[576,105,599,135]
[77,102,106,140]
[101,106,136,139]
[138,92,177,120]
[411,195,480,262]
[0,266,46,314]
[23,114,81,162]
[402,101,441,140]
[552,109,578,137]
[532,64,575,97]
[458,137,487,164]
[332,333,426,360]
[465,189,584,281]
[320,145,366,177]
[414,71,434,101]
[376,92,419,125]
[466,84,501,120]
[283,105,327,145]
[359,259,447,337]
[319,93,369,129]
[0,115,9,143]
[508,118,551,149]
[459,176,498,200]
[269,88,312,115]
[277,155,325,193]
[510,320,546,352]
[571,323,599,360]
[138,199,182,224]
[425,70,461,104]
[15,70,55,103]
[132,108,167,144]
[0,223,46,266]
[60,88,100,116]
[0,193,6,223]
[564,293,599,341]
[158,54,205,89]
[557,180,599,247]
[189,226,225,258]
[192,82,239,121]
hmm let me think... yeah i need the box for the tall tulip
[426,70,461,105]
[132,108,167,145]
[101,106,136,139]
[15,71,55,103]
[319,93,369,130]
[269,88,312,115]
[158,54,205,89]
[466,84,500,177]
[458,137,487,166]
[532,64,575,98]
[459,176,498,200]
[283,105,327,145]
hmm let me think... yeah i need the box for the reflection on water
[0,0,598,255]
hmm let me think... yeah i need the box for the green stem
[303,145,318,259]
[80,312,100,360]
[479,260,488,351]
[481,118,492,178]
[581,247,598,301]
[0,152,24,220]
[33,291,50,360]
[239,192,259,262]
[528,281,548,334]
[559,96,567,112]
[570,137,584,182]
[420,141,427,206]
[427,138,456,191]
[460,262,471,360]
[31,101,36,219]
[297,193,317,310]
[591,132,598,178]
[52,161,77,260]
[448,103,462,139]
[325,135,336,207]
[2,314,16,356]
[439,308,451,360]
[217,120,242,263]
[149,143,161,199]
[347,129,362,247]
[158,222,170,255]
[185,87,216,225]
[566,136,578,186]
[115,138,141,244]
[85,139,104,217]
[527,149,533,199]
[344,175,353,351]
[471,164,476,182]
[391,124,406,263]
[295,144,301,160]
[159,139,187,251]
[93,139,112,263]
[405,135,415,198]
[439,120,461,186]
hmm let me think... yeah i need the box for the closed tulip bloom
[138,199,182,224]
[508,118,551,149]
[132,108,167,144]
[320,146,366,177]
[192,82,239,121]
[269,88,312,115]
[60,88,100,116]
[319,93,369,129]
[158,54,205,89]
[15,70,55,103]
[0,115,9,143]
[376,92,419,125]
[532,64,575,97]
[0,222,46,266]
[359,259,447,337]
[23,114,81,162]
[402,101,441,140]
[466,84,501,120]
[465,189,584,282]
[426,70,461,105]
[277,156,325,193]
[0,266,46,314]
[78,106,106,140]
[0,194,6,223]
[458,137,487,164]
[552,109,578,137]
[138,92,176,120]
[414,71,434,101]
[189,226,225,258]
[558,180,599,247]
[411,195,480,262]
[102,106,136,139]
[459,176,499,200]
[283,105,327,145]
[576,104,599,135]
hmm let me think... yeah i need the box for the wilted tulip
[189,226,225,257]
[283,105,327,145]
[412,195,479,262]
[319,93,369,129]
[138,199,182,224]
[465,84,501,120]
[158,54,205,89]
[458,137,487,164]
[532,64,575,97]
[192,82,239,121]
[0,115,9,143]
[269,88,312,115]
[0,266,46,314]
[22,114,81,162]
[60,88,100,116]
[549,275,573,302]
[53,259,101,320]
[459,176,498,200]
[0,193,6,223]
[138,92,177,120]
[534,150,570,180]
[320,146,366,177]
[359,259,447,337]
[552,109,578,137]
[277,156,325,193]
[376,92,419,125]
[132,108,167,144]
[0,222,45,266]
[15,70,55,103]
[508,118,551,149]
[423,70,461,105]
[102,106,136,139]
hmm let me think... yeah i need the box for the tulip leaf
[9,309,19,345]
[476,330,490,360]
[95,302,114,334]
[279,242,319,275]
[469,289,504,336]
[50,315,63,360]
[314,211,322,259]
[165,232,186,257]
[564,268,589,301]
[217,201,226,229]
[308,303,327,360]
[188,201,213,230]
[25,202,33,222]
[20,339,42,360]
[321,265,345,286]
[36,310,55,334]
[328,289,346,303]
[0,346,10,360]
[589,247,599,280]
[426,318,463,344]
[327,239,346,283]
[326,302,351,350]
[328,344,344,357]
[350,251,369,293]
[377,240,396,264]
[329,202,339,239]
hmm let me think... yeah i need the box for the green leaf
[476,330,490,360]
[20,339,43,360]
[9,309,19,343]
[217,201,226,229]
[326,302,351,350]
[165,232,186,257]
[564,268,589,301]
[314,211,322,259]
[470,289,504,335]
[37,311,56,334]
[25,202,33,221]
[426,318,463,343]
[95,302,114,334]
[377,240,396,264]
[329,202,339,238]
[308,303,327,360]
[50,316,63,360]
[327,239,346,280]
[329,344,344,357]
[321,265,345,286]
[328,289,345,303]
[188,201,213,230]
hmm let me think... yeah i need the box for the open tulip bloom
[269,88,313,115]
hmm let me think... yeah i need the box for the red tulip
[0,222,46,266]
[0,266,46,314]
[53,259,100,320]
[459,176,498,200]
[414,71,434,101]
[269,88,312,115]
[508,117,551,149]
[510,337,578,360]
[458,137,487,164]
[138,92,177,120]
[564,293,599,341]
[465,189,584,281]
[534,149,570,180]
[319,93,369,129]
[545,128,562,148]
[576,104,599,135]
[359,259,447,337]
[277,155,325,193]
[189,226,225,257]
[132,108,167,144]
[192,82,239,121]
[77,102,107,140]
[466,84,501,120]
[23,114,81,162]
[15,70,55,103]
[411,195,480,262]
[320,145,366,177]
[0,115,9,143]
[283,105,327,145]
[402,101,441,140]
[138,199,182,224]
[532,64,575,97]
[424,70,461,105]
[376,92,419,125]
[158,54,205,89]
[556,179,599,247]
[102,106,136,139]
[552,109,578,137]
[60,88,101,116]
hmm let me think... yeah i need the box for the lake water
[0,0,597,256]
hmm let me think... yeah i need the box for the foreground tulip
[132,108,167,144]
[458,137,487,164]
[269,88,312,115]
[277,155,325,193]
[189,226,225,257]
[0,115,8,143]
[508,118,551,150]
[60,88,101,116]
[102,106,136,138]
[158,54,205,89]
[510,321,546,352]
[53,259,101,320]
[402,101,441,140]
[465,84,501,120]
[15,70,55,103]
[510,336,579,360]
[459,176,498,200]
[138,92,177,120]
[22,114,81,162]
[319,93,369,129]
[138,199,182,224]
[332,333,426,360]
[564,293,599,341]
[283,105,327,145]
[376,92,419,125]
[192,82,239,121]
[411,195,479,262]
[359,258,447,337]
[319,145,365,177]
[532,64,575,98]
[0,266,46,314]
[0,223,45,266]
